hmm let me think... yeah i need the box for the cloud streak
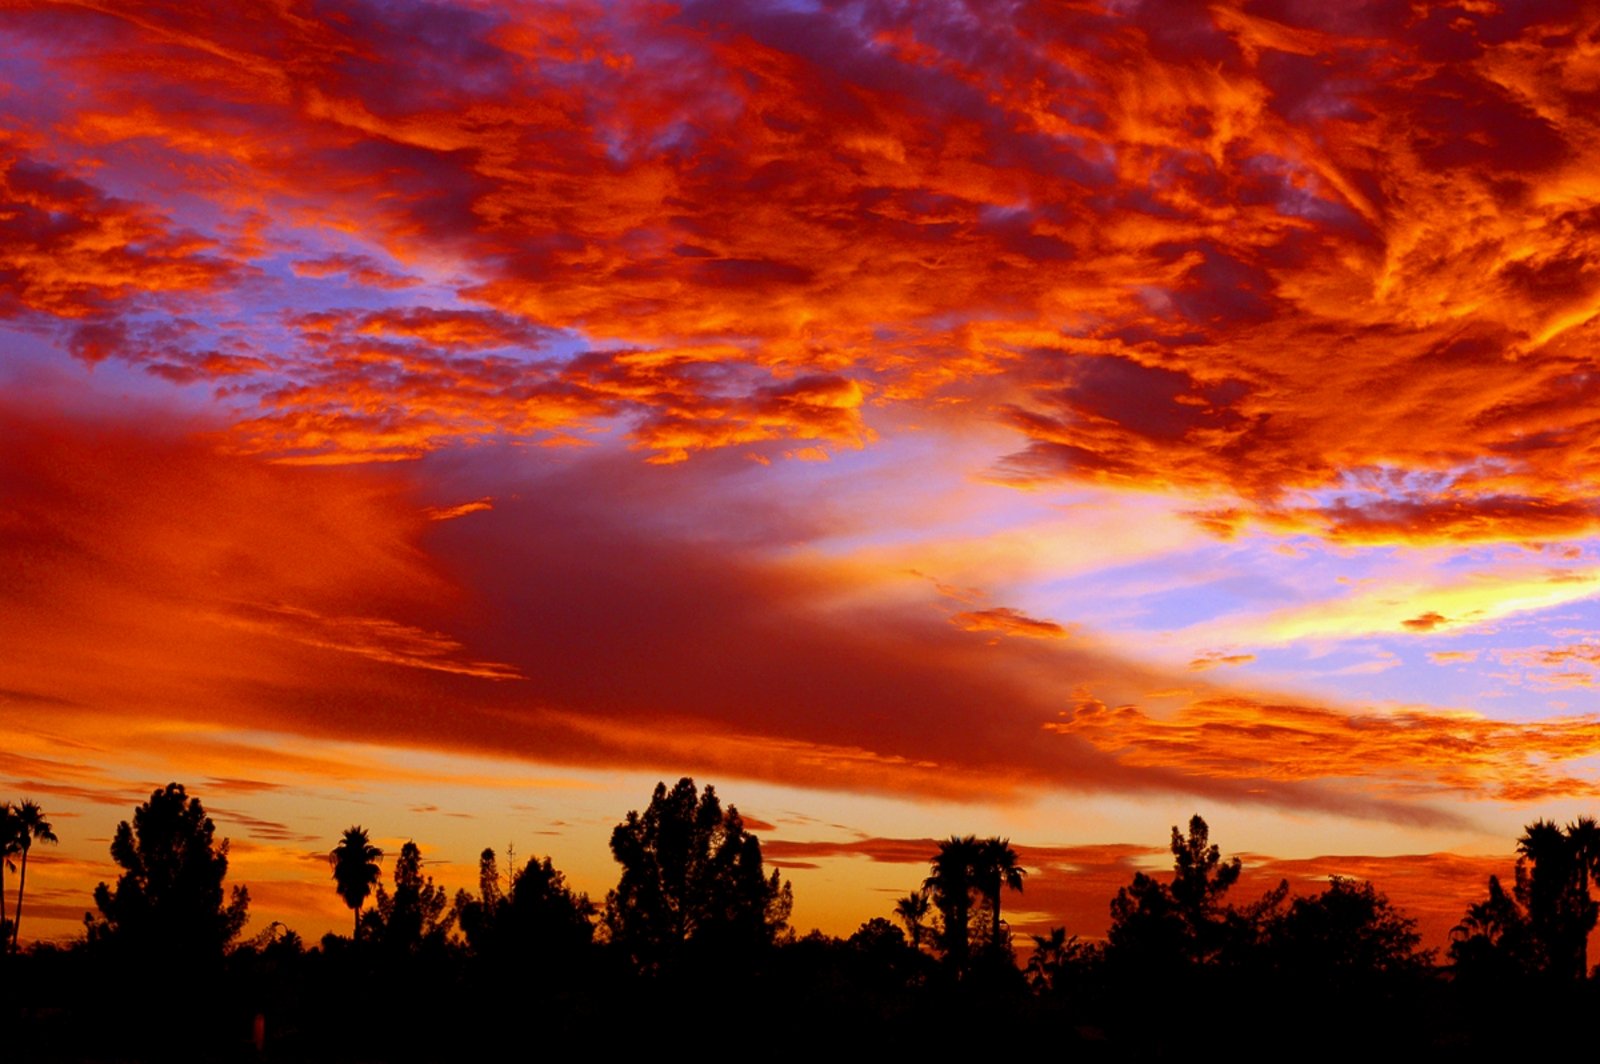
[1052,692,1600,803]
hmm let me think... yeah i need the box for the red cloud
[6,0,1600,541]
[1,148,235,320]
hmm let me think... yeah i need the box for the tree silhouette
[1168,815,1240,921]
[367,840,453,955]
[1025,926,1098,995]
[456,848,594,972]
[849,916,909,955]
[1450,817,1599,980]
[975,836,1025,955]
[894,888,931,952]
[1517,819,1596,979]
[1107,815,1259,970]
[86,783,249,963]
[1450,874,1534,979]
[603,778,791,972]
[1267,877,1431,981]
[455,846,504,941]
[328,826,383,940]
[10,799,56,951]
[0,802,17,947]
[924,835,981,968]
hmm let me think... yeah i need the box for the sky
[6,0,1600,953]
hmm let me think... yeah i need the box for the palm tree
[329,826,383,940]
[0,803,18,947]
[925,835,981,968]
[894,888,931,952]
[1567,816,1600,975]
[1450,873,1532,977]
[11,800,57,951]
[1514,818,1598,979]
[1026,926,1088,993]
[975,836,1026,953]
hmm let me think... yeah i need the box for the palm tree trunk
[12,847,26,951]
[991,888,1001,951]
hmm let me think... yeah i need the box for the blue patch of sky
[749,433,1056,557]
[2,323,217,412]
[1060,138,1118,185]
[0,50,87,128]
[1199,574,1600,716]
[7,197,611,426]
[596,125,632,167]
[645,118,702,156]
[1053,532,1371,632]
[1130,570,1296,630]
[1294,463,1482,510]
[978,202,1033,225]
[758,0,823,15]
[1241,153,1360,229]
[1266,631,1600,719]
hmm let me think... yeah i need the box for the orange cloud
[1428,650,1480,664]
[1189,651,1256,671]
[950,607,1069,640]
[4,0,1600,541]
[423,497,495,521]
[1488,636,1600,689]
[1050,693,1600,803]
[290,253,418,290]
[0,145,236,320]
[212,603,524,681]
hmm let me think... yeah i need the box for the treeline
[7,781,1600,1059]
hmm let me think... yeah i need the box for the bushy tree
[845,917,927,990]
[86,783,249,964]
[849,916,908,954]
[367,840,453,955]
[455,847,594,969]
[454,847,505,947]
[1266,877,1431,980]
[603,778,791,971]
[1106,814,1278,971]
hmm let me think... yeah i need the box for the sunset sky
[8,0,1600,952]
